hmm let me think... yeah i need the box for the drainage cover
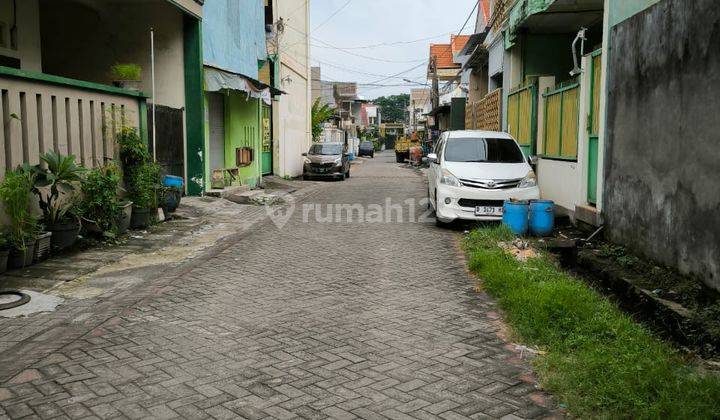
[0,289,31,311]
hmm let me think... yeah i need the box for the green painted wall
[522,33,575,83]
[183,15,205,196]
[225,93,262,188]
[608,0,662,27]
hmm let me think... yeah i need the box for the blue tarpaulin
[202,0,266,79]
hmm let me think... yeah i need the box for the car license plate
[316,168,327,173]
[475,206,503,216]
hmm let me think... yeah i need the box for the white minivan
[427,130,540,225]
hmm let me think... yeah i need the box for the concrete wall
[272,0,311,177]
[39,0,185,109]
[604,0,720,291]
[0,0,41,71]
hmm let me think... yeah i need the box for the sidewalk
[0,176,316,299]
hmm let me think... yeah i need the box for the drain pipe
[570,27,587,77]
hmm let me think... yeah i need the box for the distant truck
[394,133,420,163]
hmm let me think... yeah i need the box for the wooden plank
[0,90,7,174]
[55,96,69,155]
[5,89,24,169]
[79,99,92,166]
[39,94,53,155]
[68,98,81,161]
[91,100,104,166]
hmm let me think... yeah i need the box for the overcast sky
[308,0,478,99]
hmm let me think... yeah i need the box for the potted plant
[79,163,126,238]
[33,228,52,263]
[30,151,85,251]
[158,186,181,215]
[129,162,161,229]
[110,63,142,91]
[0,168,39,269]
[0,232,10,274]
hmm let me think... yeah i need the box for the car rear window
[444,138,525,163]
[309,143,343,155]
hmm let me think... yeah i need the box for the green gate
[261,104,272,175]
[587,50,602,204]
[507,83,538,157]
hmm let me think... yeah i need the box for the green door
[261,104,272,175]
[587,51,602,204]
[507,83,538,158]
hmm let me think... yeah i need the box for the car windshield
[444,138,525,163]
[361,142,372,147]
[309,143,343,155]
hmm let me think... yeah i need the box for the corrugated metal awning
[204,65,284,105]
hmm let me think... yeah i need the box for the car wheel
[435,196,449,228]
[346,169,350,178]
[303,174,309,181]
[340,172,346,181]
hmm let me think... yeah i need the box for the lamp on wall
[281,75,293,85]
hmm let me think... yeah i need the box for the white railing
[0,68,146,175]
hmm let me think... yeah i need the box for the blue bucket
[529,200,555,236]
[163,175,184,190]
[502,200,529,235]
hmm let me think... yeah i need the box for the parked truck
[394,133,420,163]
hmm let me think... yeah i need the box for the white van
[427,130,540,225]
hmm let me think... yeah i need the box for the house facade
[463,0,719,292]
[268,0,312,178]
[202,0,274,191]
[0,0,204,195]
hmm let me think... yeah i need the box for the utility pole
[431,56,439,110]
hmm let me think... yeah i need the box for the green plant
[129,162,161,209]
[463,226,720,418]
[117,127,149,168]
[110,63,142,81]
[30,151,85,226]
[311,98,335,141]
[79,163,123,237]
[0,169,38,251]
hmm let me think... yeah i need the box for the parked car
[302,142,351,180]
[427,130,540,226]
[358,141,375,158]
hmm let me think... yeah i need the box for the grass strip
[463,226,720,419]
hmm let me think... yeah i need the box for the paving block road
[0,151,555,419]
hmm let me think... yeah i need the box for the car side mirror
[527,155,537,166]
[427,153,438,163]
[302,152,307,156]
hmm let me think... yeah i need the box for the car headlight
[518,171,537,188]
[440,169,461,187]
[303,157,311,164]
[334,158,342,166]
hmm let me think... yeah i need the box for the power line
[309,32,453,50]
[311,37,427,64]
[458,0,479,35]
[311,0,353,33]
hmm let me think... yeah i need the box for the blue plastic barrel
[529,200,555,236]
[502,200,529,235]
[163,175,184,189]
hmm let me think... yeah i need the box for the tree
[311,98,335,142]
[373,94,410,123]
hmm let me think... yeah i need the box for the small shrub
[129,162,161,210]
[110,63,142,81]
[0,169,39,251]
[79,163,123,237]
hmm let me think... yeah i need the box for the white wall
[40,0,185,109]
[0,0,41,71]
[273,0,311,177]
[536,55,593,218]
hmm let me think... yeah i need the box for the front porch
[0,0,203,192]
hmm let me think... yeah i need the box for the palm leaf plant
[311,98,335,141]
[31,151,85,226]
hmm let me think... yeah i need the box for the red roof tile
[430,44,455,69]
[451,35,471,54]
